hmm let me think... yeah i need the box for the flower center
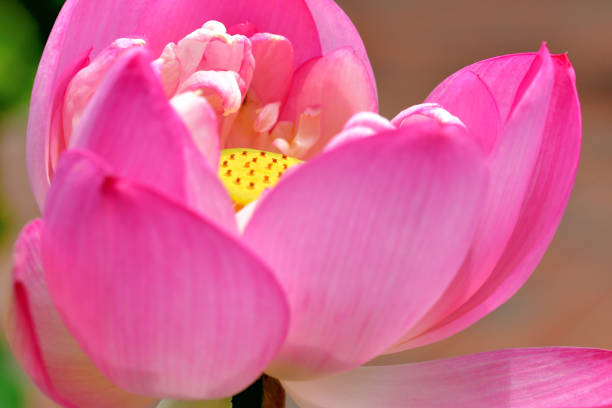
[218,148,302,210]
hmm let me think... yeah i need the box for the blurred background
[0,0,611,406]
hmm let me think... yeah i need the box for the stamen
[219,148,303,210]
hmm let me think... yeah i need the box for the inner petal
[57,19,354,182]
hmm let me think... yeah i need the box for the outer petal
[284,348,612,408]
[388,45,556,351]
[4,220,156,408]
[41,150,289,399]
[71,49,236,231]
[399,53,581,349]
[280,47,378,158]
[243,119,488,380]
[423,71,503,154]
[33,48,90,205]
[303,0,374,86]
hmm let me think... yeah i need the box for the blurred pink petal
[70,49,235,231]
[4,220,156,408]
[399,51,582,350]
[41,150,289,398]
[280,48,378,158]
[284,348,612,408]
[243,118,488,380]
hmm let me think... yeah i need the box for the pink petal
[152,42,181,97]
[62,38,146,147]
[280,47,378,158]
[250,33,295,104]
[4,220,156,408]
[424,70,503,154]
[228,22,258,37]
[303,0,375,89]
[178,70,244,114]
[284,348,612,408]
[391,103,466,129]
[170,92,220,169]
[325,111,394,151]
[253,102,282,133]
[343,111,394,133]
[388,44,556,352]
[70,49,235,231]
[41,150,289,399]
[29,0,373,205]
[42,0,320,79]
[31,48,90,209]
[243,118,488,380]
[399,53,582,349]
[173,22,254,95]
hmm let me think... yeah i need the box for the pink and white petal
[152,42,181,97]
[281,48,378,158]
[173,21,231,79]
[170,92,220,169]
[178,70,244,115]
[250,33,295,105]
[243,119,488,380]
[201,34,254,94]
[325,111,394,151]
[62,38,146,146]
[71,49,235,231]
[391,103,465,129]
[386,45,556,352]
[41,150,289,399]
[284,348,612,408]
[174,23,254,94]
[397,53,581,350]
[425,70,503,154]
[4,220,156,408]
[344,111,394,133]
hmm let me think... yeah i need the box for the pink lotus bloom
[4,0,611,407]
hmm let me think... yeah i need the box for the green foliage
[0,342,25,408]
[0,0,41,112]
[0,200,9,244]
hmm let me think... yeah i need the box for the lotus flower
[4,0,611,407]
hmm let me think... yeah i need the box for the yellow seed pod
[218,148,303,210]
